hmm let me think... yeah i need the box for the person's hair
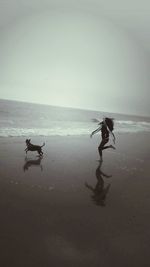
[104,117,114,132]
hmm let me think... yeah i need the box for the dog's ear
[29,139,31,142]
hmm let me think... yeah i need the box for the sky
[0,0,150,116]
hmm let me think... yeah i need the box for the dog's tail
[41,142,45,148]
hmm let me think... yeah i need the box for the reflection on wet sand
[85,161,111,206]
[23,156,43,172]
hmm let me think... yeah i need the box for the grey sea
[0,99,150,137]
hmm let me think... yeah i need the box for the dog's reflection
[23,156,43,172]
[85,161,111,206]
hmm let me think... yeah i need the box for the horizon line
[0,97,149,119]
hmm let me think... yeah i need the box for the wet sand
[0,133,150,267]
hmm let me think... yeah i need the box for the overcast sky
[0,0,150,116]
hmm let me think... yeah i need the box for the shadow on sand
[23,156,43,172]
[85,160,112,206]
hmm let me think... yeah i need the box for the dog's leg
[37,150,41,156]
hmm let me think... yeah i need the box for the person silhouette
[85,161,111,206]
[90,117,116,161]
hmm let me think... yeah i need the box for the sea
[0,99,150,137]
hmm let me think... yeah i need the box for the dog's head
[26,139,31,145]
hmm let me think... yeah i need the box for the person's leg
[98,147,103,160]
[109,144,116,150]
[98,139,107,160]
[102,145,110,150]
[102,145,115,151]
[102,139,115,151]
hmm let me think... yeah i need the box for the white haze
[0,0,150,116]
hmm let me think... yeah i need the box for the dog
[25,139,45,156]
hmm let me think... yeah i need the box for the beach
[0,132,150,267]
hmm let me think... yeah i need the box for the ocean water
[0,99,150,137]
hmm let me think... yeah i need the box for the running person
[90,117,116,161]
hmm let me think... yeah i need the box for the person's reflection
[23,156,43,172]
[85,161,111,206]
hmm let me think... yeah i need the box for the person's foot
[110,145,116,150]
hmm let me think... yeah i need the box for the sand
[0,133,150,267]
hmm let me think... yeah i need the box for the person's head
[103,117,114,131]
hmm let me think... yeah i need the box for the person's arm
[90,126,101,138]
